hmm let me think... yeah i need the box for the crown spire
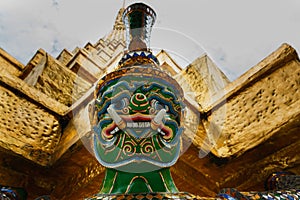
[113,8,125,30]
[122,3,156,51]
[118,3,159,68]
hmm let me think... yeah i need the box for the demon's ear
[88,100,97,127]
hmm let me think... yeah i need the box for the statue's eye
[155,103,164,111]
[151,99,168,112]
[113,101,123,110]
[113,98,129,110]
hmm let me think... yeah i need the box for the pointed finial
[122,3,156,51]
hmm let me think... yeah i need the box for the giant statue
[85,2,300,200]
[0,2,299,200]
[87,3,198,199]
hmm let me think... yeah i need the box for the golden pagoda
[0,2,299,200]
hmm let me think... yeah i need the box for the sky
[0,0,300,81]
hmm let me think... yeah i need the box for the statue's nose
[129,93,150,112]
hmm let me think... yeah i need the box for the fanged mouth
[104,115,170,138]
[122,114,151,129]
[105,105,172,138]
[126,122,151,128]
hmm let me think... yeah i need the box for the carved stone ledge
[202,43,300,158]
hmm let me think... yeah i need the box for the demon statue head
[90,67,185,172]
[89,3,185,173]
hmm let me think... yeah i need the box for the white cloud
[0,0,122,63]
[0,0,299,81]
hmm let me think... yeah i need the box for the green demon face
[91,67,185,172]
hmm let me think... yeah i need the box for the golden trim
[114,133,126,162]
[109,170,118,194]
[125,176,153,194]
[151,135,163,161]
[159,171,170,192]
